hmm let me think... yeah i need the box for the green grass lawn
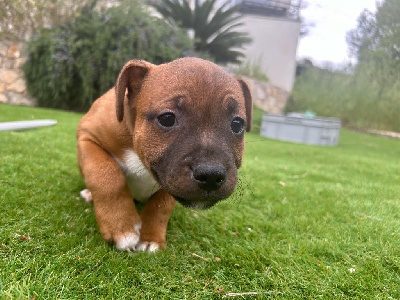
[1,104,400,299]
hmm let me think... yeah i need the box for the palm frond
[203,2,243,38]
[151,0,251,64]
[152,0,192,27]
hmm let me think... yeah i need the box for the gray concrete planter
[261,114,341,146]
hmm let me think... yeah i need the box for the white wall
[240,15,301,91]
[173,1,301,91]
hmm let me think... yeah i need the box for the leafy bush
[287,65,400,132]
[23,1,192,111]
[233,59,269,82]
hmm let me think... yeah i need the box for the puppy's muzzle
[192,163,226,192]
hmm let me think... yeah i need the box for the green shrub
[23,1,192,111]
[287,66,400,132]
[233,59,269,82]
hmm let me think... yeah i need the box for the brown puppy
[77,58,252,252]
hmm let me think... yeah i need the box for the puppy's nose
[192,163,226,191]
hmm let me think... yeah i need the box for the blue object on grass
[304,110,316,118]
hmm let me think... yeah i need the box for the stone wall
[0,41,36,106]
[243,77,289,114]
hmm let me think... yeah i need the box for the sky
[296,0,379,66]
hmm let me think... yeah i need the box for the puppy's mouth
[172,195,219,210]
[150,166,234,210]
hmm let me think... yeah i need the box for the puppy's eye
[231,117,245,135]
[157,112,177,128]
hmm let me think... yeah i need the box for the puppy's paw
[136,241,161,252]
[115,232,140,251]
[80,189,93,203]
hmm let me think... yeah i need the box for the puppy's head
[115,58,252,209]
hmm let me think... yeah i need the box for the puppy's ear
[115,60,153,122]
[237,78,253,132]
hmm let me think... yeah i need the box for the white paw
[80,189,92,203]
[136,241,160,252]
[115,233,140,251]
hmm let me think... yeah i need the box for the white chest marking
[115,150,160,202]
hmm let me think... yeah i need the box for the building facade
[150,0,301,92]
[232,0,302,91]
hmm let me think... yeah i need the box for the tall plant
[346,0,400,98]
[152,0,252,64]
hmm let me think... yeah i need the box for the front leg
[137,190,176,252]
[77,140,141,251]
